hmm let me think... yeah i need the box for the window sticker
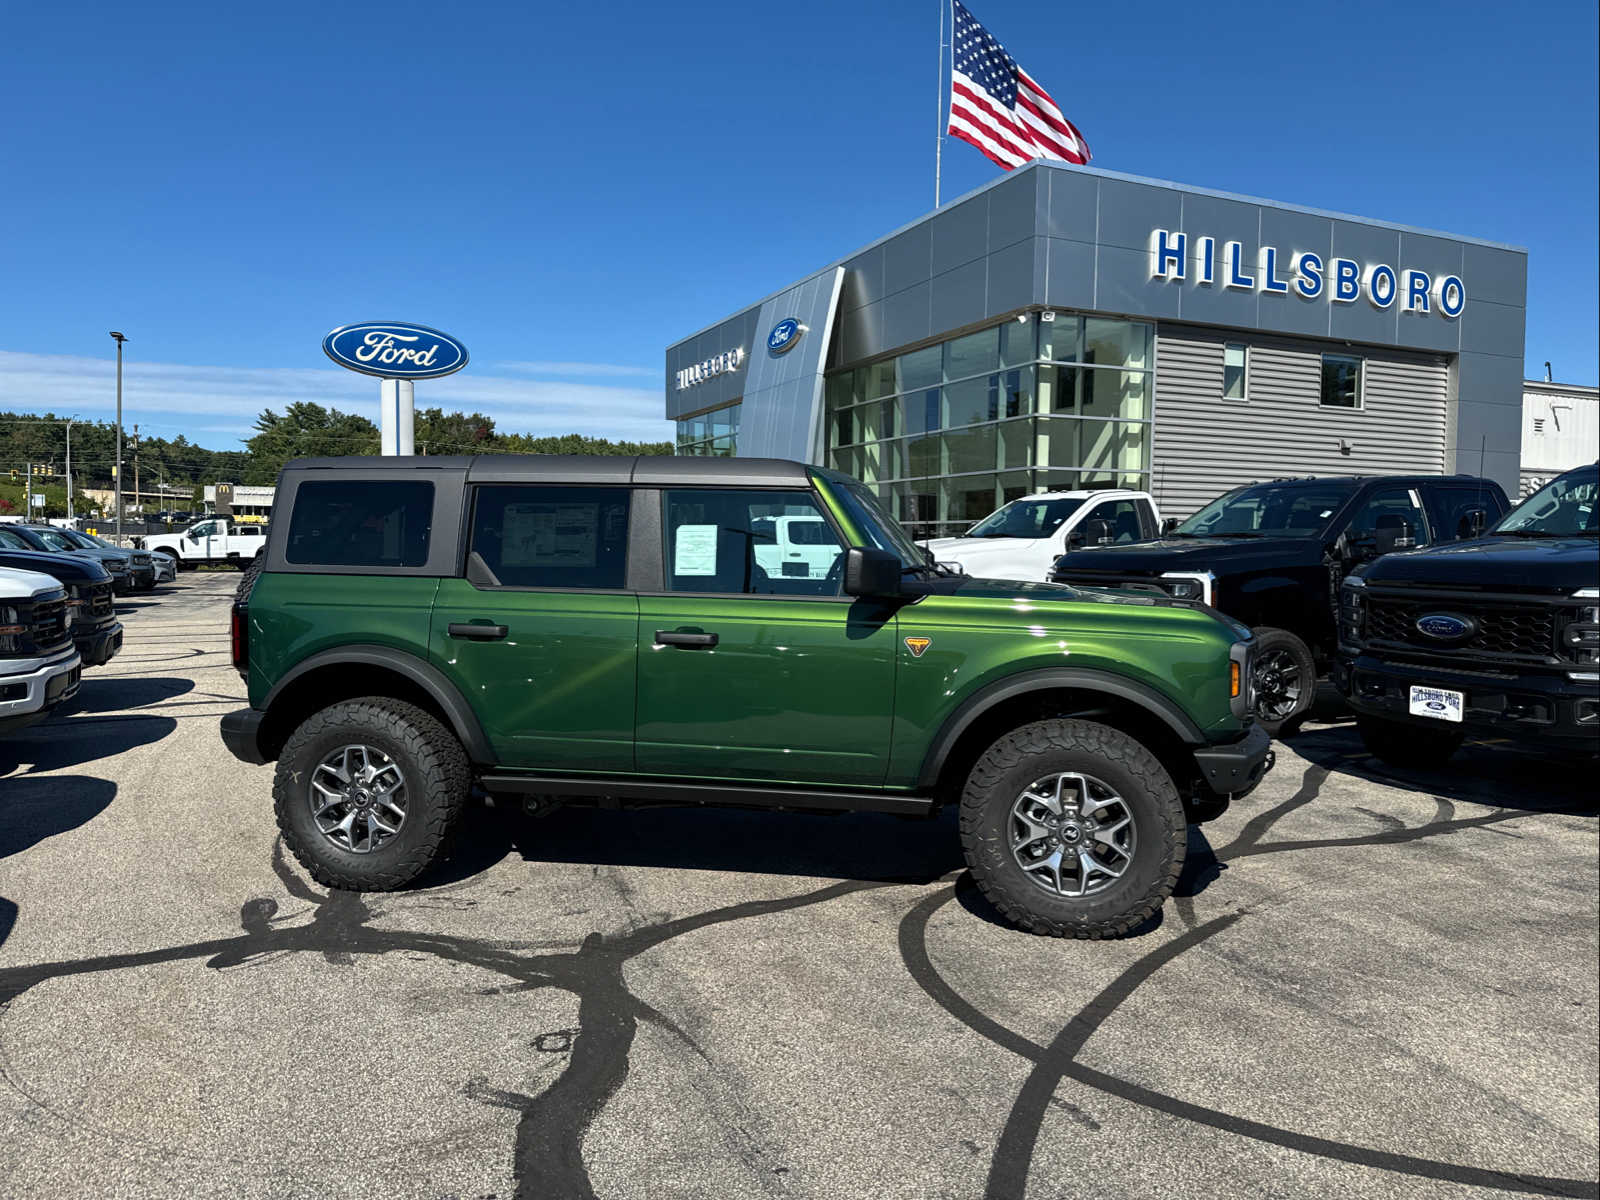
[502,504,598,568]
[673,524,718,576]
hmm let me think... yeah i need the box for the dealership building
[665,161,1529,537]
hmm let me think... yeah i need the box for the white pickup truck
[752,514,840,581]
[1,566,82,733]
[920,489,1164,582]
[140,518,268,570]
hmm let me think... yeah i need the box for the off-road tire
[274,697,470,891]
[1357,713,1464,769]
[1252,626,1317,737]
[959,719,1186,939]
[233,556,264,606]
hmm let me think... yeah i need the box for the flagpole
[934,0,946,208]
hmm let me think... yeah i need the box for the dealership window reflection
[823,313,1155,539]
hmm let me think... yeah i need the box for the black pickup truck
[1336,462,1599,765]
[1050,474,1509,733]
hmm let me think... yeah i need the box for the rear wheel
[274,697,469,890]
[1357,714,1464,768]
[959,719,1186,939]
[1251,627,1317,737]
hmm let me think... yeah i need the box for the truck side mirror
[842,547,900,597]
[1160,516,1180,536]
[1463,508,1487,538]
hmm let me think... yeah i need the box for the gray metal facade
[666,161,1528,499]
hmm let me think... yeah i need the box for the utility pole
[111,331,127,542]
[24,461,32,517]
[133,424,141,526]
[65,418,74,522]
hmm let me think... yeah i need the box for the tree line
[1,404,673,514]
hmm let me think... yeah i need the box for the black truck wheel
[1251,626,1317,737]
[959,719,1186,939]
[1356,714,1464,768]
[274,697,470,891]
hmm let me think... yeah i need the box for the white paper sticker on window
[673,524,718,576]
[502,504,598,567]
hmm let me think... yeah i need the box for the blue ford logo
[1416,613,1474,641]
[767,318,803,356]
[323,321,469,380]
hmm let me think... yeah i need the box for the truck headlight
[1339,577,1365,645]
[1562,604,1600,665]
[1160,571,1214,605]
[0,605,20,654]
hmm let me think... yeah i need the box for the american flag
[947,1,1090,170]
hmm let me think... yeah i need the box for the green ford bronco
[221,456,1273,938]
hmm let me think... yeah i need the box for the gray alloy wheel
[1009,771,1136,898]
[309,743,408,854]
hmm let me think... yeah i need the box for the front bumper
[220,707,270,765]
[131,564,157,588]
[1192,722,1275,795]
[1337,652,1600,750]
[75,619,124,667]
[0,647,82,732]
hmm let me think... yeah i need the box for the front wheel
[1356,714,1464,768]
[274,697,470,890]
[959,719,1186,939]
[1251,627,1317,737]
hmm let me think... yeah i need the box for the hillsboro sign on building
[665,161,1527,538]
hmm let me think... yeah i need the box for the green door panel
[430,580,637,771]
[634,595,899,786]
[246,573,441,709]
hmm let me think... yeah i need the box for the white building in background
[1521,380,1599,496]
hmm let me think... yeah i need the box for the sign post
[322,322,469,456]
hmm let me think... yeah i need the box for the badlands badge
[903,636,932,658]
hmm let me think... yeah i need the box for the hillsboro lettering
[675,347,745,390]
[1148,229,1466,318]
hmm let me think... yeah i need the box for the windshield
[963,496,1085,539]
[823,476,926,568]
[27,528,80,552]
[1176,481,1359,538]
[1493,465,1598,536]
[56,529,98,549]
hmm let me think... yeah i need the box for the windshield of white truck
[964,497,1086,539]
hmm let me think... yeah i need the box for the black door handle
[655,629,718,649]
[448,622,508,641]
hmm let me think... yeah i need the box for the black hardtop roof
[279,454,813,488]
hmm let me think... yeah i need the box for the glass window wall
[823,312,1154,539]
[676,401,741,457]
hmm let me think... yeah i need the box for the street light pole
[65,417,75,522]
[110,332,127,541]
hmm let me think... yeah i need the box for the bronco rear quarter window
[285,480,434,568]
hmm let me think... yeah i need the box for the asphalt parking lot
[1,572,1596,1200]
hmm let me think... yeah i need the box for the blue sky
[1,0,1595,451]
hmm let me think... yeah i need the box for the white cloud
[0,349,673,447]
[497,360,661,379]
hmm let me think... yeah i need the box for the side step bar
[478,773,935,817]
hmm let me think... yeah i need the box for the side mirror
[1160,516,1181,536]
[1085,518,1115,546]
[843,547,900,597]
[1463,508,1487,537]
[1370,518,1415,556]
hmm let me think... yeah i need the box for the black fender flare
[916,667,1206,790]
[262,645,494,764]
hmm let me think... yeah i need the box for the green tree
[244,403,380,483]
[493,432,673,456]
[416,407,497,455]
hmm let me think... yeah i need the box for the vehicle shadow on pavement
[67,675,196,714]
[0,775,118,950]
[0,715,177,775]
[1290,724,1600,814]
[443,800,966,885]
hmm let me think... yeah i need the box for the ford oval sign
[322,321,469,380]
[1416,613,1475,642]
[767,317,803,356]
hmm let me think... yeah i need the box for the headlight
[1160,571,1214,605]
[1339,578,1365,644]
[1562,603,1600,665]
[0,605,21,654]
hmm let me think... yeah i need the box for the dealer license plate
[1408,685,1463,723]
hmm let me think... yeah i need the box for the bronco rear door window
[468,485,630,589]
[285,480,434,567]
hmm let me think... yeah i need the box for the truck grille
[86,581,115,619]
[27,595,72,655]
[1365,597,1557,661]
